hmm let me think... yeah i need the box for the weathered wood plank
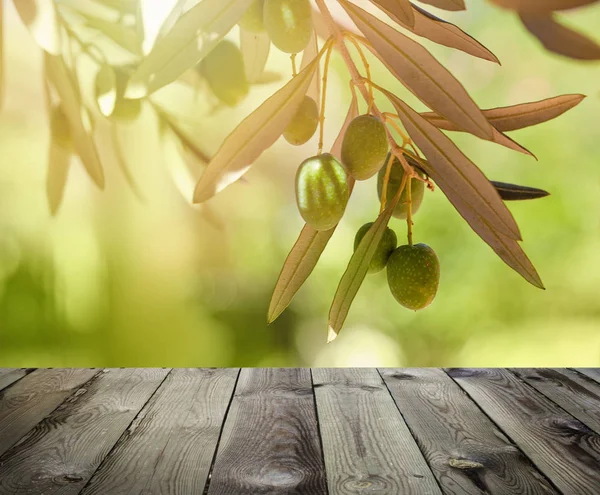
[0,369,31,392]
[0,368,99,457]
[512,369,600,435]
[81,368,239,495]
[207,368,326,495]
[574,369,600,385]
[379,368,557,495]
[0,368,170,495]
[448,368,600,495]
[313,368,441,495]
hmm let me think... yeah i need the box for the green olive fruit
[200,40,249,107]
[50,106,73,150]
[295,153,349,231]
[283,96,319,146]
[263,0,313,54]
[341,114,389,180]
[377,155,425,219]
[354,222,397,274]
[387,243,440,311]
[239,0,266,32]
[110,69,142,122]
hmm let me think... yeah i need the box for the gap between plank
[202,368,242,495]
[309,369,330,495]
[444,369,563,494]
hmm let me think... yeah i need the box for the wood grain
[207,368,326,495]
[0,368,99,457]
[0,368,169,495]
[0,369,31,392]
[380,368,557,494]
[574,369,600,385]
[81,368,239,495]
[448,368,600,494]
[313,368,441,495]
[512,369,600,434]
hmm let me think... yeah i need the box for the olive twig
[318,38,336,155]
[290,53,297,76]
[406,169,414,246]
[343,32,374,112]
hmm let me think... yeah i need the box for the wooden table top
[0,368,599,494]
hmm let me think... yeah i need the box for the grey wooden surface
[0,368,598,494]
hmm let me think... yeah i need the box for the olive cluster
[295,114,440,311]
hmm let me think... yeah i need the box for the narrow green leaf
[240,29,271,84]
[491,0,599,13]
[45,53,105,188]
[371,0,415,28]
[13,0,61,55]
[422,94,586,132]
[520,13,600,61]
[193,56,320,203]
[492,181,550,201]
[418,0,466,11]
[327,187,403,343]
[126,0,252,98]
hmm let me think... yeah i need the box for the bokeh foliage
[0,1,599,367]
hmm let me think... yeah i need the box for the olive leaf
[45,53,105,188]
[422,94,586,132]
[339,0,493,140]
[94,64,117,117]
[416,0,466,11]
[80,15,143,56]
[240,29,271,84]
[193,56,321,203]
[489,0,599,13]
[371,0,415,28]
[384,89,521,240]
[520,13,600,60]
[328,186,404,343]
[385,91,544,288]
[399,4,499,63]
[47,144,71,215]
[268,96,359,323]
[491,128,534,157]
[13,0,62,55]
[126,0,252,98]
[492,181,550,201]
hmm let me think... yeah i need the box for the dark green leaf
[492,181,550,201]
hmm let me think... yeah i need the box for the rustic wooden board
[0,369,30,392]
[512,369,600,435]
[206,368,326,495]
[380,368,557,495]
[0,368,99,457]
[448,368,600,495]
[0,368,170,495]
[81,368,239,495]
[313,368,442,495]
[575,369,600,385]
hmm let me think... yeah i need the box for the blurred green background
[1,1,599,367]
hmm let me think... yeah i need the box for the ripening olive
[377,155,425,219]
[200,40,249,107]
[387,243,440,311]
[239,0,266,32]
[354,222,397,274]
[284,96,319,146]
[341,114,389,180]
[296,153,349,231]
[50,106,73,150]
[263,0,313,54]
